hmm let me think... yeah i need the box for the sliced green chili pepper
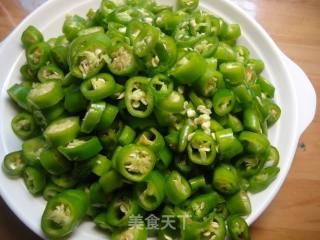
[239,131,270,154]
[125,76,154,118]
[257,76,275,98]
[105,194,140,227]
[235,154,265,178]
[213,164,240,194]
[213,89,236,116]
[178,123,194,153]
[106,42,138,76]
[187,130,216,165]
[194,69,223,98]
[78,26,105,37]
[80,73,116,101]
[99,121,123,152]
[58,136,102,161]
[7,83,32,111]
[247,58,265,75]
[156,145,173,170]
[194,36,219,58]
[97,103,119,131]
[170,52,206,85]
[11,112,38,140]
[136,127,165,152]
[26,42,51,70]
[44,117,80,147]
[37,64,64,83]
[144,34,178,74]
[63,84,88,114]
[248,166,280,193]
[23,166,46,195]
[40,148,71,175]
[149,74,174,100]
[215,128,243,160]
[2,151,26,178]
[51,45,69,70]
[20,64,37,81]
[134,170,165,211]
[99,169,124,194]
[243,107,262,133]
[219,62,245,86]
[41,189,89,238]
[261,99,281,127]
[174,154,193,175]
[22,136,48,167]
[63,15,87,41]
[227,215,251,240]
[51,174,78,189]
[134,23,159,57]
[21,25,44,48]
[213,42,236,62]
[68,33,110,79]
[155,9,181,34]
[157,90,185,113]
[43,182,64,201]
[27,81,64,109]
[226,190,251,216]
[118,125,136,145]
[165,170,191,205]
[81,102,106,133]
[227,114,243,133]
[189,175,206,192]
[114,144,156,182]
[264,146,280,168]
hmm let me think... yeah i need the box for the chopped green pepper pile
[3,0,281,239]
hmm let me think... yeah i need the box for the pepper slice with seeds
[41,189,89,239]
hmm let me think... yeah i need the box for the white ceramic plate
[0,0,316,239]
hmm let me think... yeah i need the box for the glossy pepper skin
[165,170,191,205]
[238,131,270,155]
[114,144,156,182]
[44,117,80,147]
[81,102,106,134]
[80,73,116,101]
[187,130,216,165]
[40,148,71,175]
[2,151,26,178]
[68,33,110,79]
[63,15,87,41]
[22,136,48,167]
[23,166,47,195]
[227,215,251,240]
[134,170,165,211]
[226,190,251,216]
[135,127,165,152]
[21,25,44,48]
[215,128,243,160]
[58,137,103,161]
[37,64,65,83]
[27,81,64,109]
[41,189,89,239]
[170,52,206,85]
[11,112,38,140]
[26,42,51,70]
[7,83,32,111]
[248,166,280,193]
[99,169,124,194]
[213,164,240,194]
[125,77,154,118]
[213,89,236,116]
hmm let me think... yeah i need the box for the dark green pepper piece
[43,182,64,201]
[23,166,46,195]
[81,102,106,134]
[21,25,44,48]
[20,64,37,81]
[215,128,243,160]
[134,23,159,57]
[248,166,280,193]
[157,90,185,113]
[22,136,48,167]
[243,106,262,133]
[99,169,124,194]
[136,127,165,152]
[63,84,88,114]
[213,42,236,62]
[227,215,251,240]
[51,174,78,189]
[26,42,51,70]
[194,69,224,98]
[149,74,174,100]
[11,112,38,140]
[219,62,245,86]
[257,76,275,98]
[261,99,281,127]
[213,89,236,116]
[2,151,26,178]
[226,190,251,216]
[40,148,71,175]
[118,125,136,145]
[239,131,270,154]
[63,15,87,41]
[97,103,119,131]
[37,64,64,83]
[264,146,280,168]
[235,154,265,178]
[189,175,206,192]
[7,83,32,111]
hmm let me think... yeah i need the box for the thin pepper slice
[27,81,64,109]
[135,127,165,152]
[2,151,26,178]
[23,166,46,195]
[63,84,88,114]
[239,131,270,154]
[37,64,65,83]
[40,148,71,175]
[21,25,44,48]
[22,136,48,167]
[134,170,165,211]
[187,130,216,165]
[26,42,51,70]
[165,170,191,205]
[227,215,251,240]
[99,169,124,194]
[97,103,119,131]
[44,117,80,147]
[41,189,89,239]
[125,76,154,118]
[58,136,103,161]
[81,102,106,134]
[11,112,38,140]
[213,89,236,116]
[7,83,32,111]
[215,128,243,160]
[114,144,156,182]
[63,15,87,41]
[212,164,240,194]
[226,190,251,216]
[80,73,116,101]
[133,23,159,57]
[248,166,280,193]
